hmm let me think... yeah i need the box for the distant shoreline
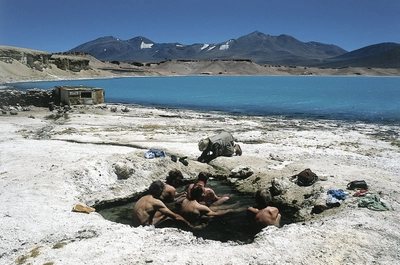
[3,71,400,87]
[1,45,399,84]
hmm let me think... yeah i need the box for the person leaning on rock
[197,131,242,163]
[247,189,281,229]
[132,180,195,229]
[247,206,281,229]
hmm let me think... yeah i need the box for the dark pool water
[97,179,292,243]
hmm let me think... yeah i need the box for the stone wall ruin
[0,88,54,108]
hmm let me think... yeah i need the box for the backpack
[347,180,368,190]
[294,168,318,186]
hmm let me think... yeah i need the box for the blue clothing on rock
[327,189,347,200]
[144,150,166,159]
[326,189,347,207]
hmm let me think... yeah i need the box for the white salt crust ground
[0,105,399,265]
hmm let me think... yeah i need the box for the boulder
[114,162,134,179]
[230,166,254,179]
[257,176,325,222]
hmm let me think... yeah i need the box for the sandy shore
[0,104,399,264]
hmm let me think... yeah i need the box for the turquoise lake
[10,76,400,124]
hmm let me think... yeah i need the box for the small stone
[72,204,95,214]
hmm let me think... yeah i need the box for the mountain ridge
[69,31,400,68]
[69,31,348,65]
[2,44,400,84]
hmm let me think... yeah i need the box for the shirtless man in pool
[132,180,194,229]
[181,184,232,222]
[186,172,229,207]
[247,206,281,228]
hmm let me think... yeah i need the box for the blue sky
[1,0,399,53]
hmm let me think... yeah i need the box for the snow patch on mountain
[200,44,209,50]
[219,44,229,50]
[140,42,153,49]
[220,40,234,50]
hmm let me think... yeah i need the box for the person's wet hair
[190,184,204,201]
[166,169,183,187]
[197,172,210,184]
[255,189,272,208]
[149,180,165,197]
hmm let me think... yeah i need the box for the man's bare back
[132,181,194,229]
[132,194,171,226]
[247,206,281,228]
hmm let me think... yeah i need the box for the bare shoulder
[204,187,215,193]
[264,206,279,216]
[196,202,212,212]
[152,197,167,207]
[140,195,166,208]
[134,195,150,206]
[164,184,176,192]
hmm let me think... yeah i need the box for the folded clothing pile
[326,189,347,207]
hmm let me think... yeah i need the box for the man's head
[198,138,210,151]
[196,172,210,185]
[190,184,205,201]
[149,180,165,198]
[166,169,184,187]
[255,189,272,208]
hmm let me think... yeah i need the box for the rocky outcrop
[0,47,51,71]
[0,46,90,72]
[256,175,326,223]
[50,56,89,71]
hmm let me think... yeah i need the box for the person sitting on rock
[132,180,195,229]
[160,169,186,203]
[186,172,229,207]
[180,183,232,223]
[197,131,242,163]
